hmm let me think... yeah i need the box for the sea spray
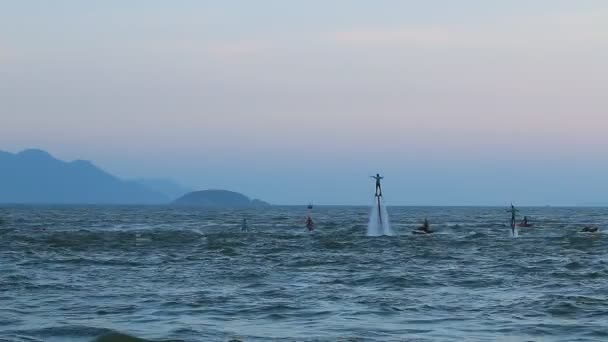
[512,226,519,238]
[367,196,393,236]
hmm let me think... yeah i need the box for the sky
[1,1,607,205]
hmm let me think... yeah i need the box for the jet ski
[413,229,434,235]
[581,226,599,233]
[413,218,434,234]
[517,216,533,227]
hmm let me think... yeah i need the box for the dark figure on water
[371,173,383,197]
[416,217,433,234]
[241,218,249,232]
[581,226,599,233]
[306,203,315,231]
[519,216,533,227]
[507,204,518,235]
[305,216,315,231]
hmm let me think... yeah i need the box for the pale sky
[1,1,607,205]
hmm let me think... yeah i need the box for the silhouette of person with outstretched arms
[371,173,383,197]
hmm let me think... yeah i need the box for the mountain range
[0,149,169,204]
[0,148,268,206]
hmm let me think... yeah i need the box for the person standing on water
[371,173,383,197]
[305,216,315,231]
[507,204,518,234]
[241,218,249,232]
[305,203,315,231]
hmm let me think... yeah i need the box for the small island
[173,189,269,207]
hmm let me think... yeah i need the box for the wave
[2,206,608,341]
[1,327,187,342]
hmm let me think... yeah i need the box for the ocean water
[0,206,607,342]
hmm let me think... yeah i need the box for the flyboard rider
[371,173,383,198]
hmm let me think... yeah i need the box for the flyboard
[507,203,519,237]
[367,173,392,236]
[372,173,384,225]
[511,221,518,238]
[376,193,383,225]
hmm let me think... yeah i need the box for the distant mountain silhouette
[133,178,192,201]
[173,190,270,207]
[0,149,168,204]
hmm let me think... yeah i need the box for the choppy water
[1,206,607,342]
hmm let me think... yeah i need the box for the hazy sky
[1,1,607,205]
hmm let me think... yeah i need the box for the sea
[0,205,607,342]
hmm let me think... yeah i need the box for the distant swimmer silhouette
[241,218,249,232]
[370,173,383,197]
